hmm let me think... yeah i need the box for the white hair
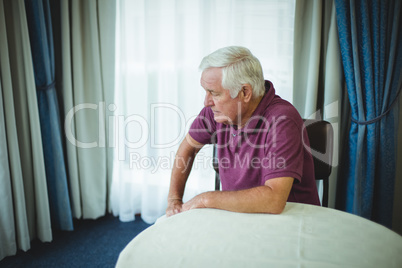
[199,46,265,99]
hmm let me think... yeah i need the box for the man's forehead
[201,68,222,87]
[200,79,219,92]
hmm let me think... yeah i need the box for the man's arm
[181,177,294,214]
[166,133,204,217]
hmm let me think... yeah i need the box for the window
[112,0,296,223]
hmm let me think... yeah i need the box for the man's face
[200,67,242,125]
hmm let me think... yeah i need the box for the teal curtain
[335,0,401,227]
[25,0,73,230]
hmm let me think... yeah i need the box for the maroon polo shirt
[189,81,320,206]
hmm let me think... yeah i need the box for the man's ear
[241,84,253,103]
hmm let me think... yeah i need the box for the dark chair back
[303,119,334,207]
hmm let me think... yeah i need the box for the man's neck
[237,94,264,129]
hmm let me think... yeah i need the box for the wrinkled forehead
[200,67,223,88]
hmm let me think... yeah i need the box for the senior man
[166,46,320,217]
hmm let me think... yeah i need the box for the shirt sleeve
[261,117,304,184]
[188,107,217,145]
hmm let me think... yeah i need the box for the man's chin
[213,115,231,125]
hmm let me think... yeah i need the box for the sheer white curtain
[112,0,295,224]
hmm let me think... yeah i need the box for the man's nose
[204,92,214,107]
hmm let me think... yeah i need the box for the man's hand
[182,193,208,212]
[166,199,184,217]
[166,193,208,217]
[172,177,293,215]
[167,175,293,216]
[166,134,204,217]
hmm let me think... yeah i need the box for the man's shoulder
[263,96,303,126]
[195,106,215,125]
